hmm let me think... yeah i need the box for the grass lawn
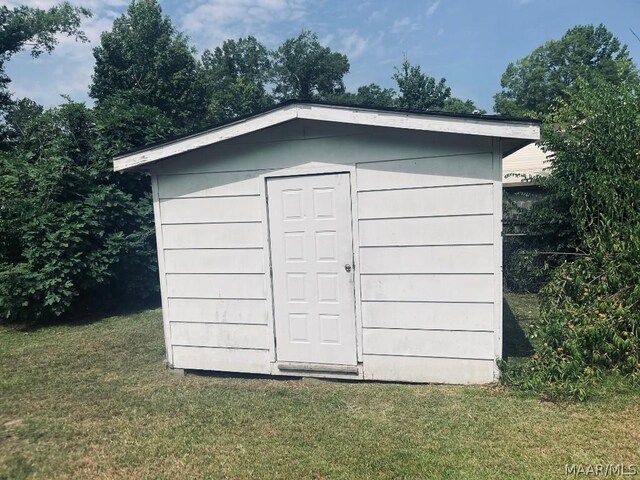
[1,294,638,479]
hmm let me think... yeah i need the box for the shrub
[501,72,640,400]
[0,102,161,323]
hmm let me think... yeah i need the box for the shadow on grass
[503,298,534,360]
[5,294,161,332]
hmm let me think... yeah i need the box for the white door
[267,173,357,366]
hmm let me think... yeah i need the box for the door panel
[267,173,357,365]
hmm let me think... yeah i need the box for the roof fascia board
[297,104,540,141]
[114,103,541,172]
[113,104,298,172]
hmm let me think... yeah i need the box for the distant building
[503,142,549,188]
[503,143,549,209]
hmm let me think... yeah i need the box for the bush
[501,73,640,399]
[0,102,162,323]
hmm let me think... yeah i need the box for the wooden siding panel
[356,153,493,191]
[358,184,493,220]
[166,273,266,299]
[170,323,269,349]
[157,171,262,198]
[359,245,493,274]
[164,249,264,274]
[362,301,494,331]
[363,329,494,359]
[162,223,263,249]
[167,298,267,324]
[361,274,494,303]
[172,346,270,373]
[363,355,494,383]
[359,215,493,247]
[160,196,262,224]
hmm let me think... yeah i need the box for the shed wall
[150,119,501,383]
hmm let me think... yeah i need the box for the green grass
[1,296,638,479]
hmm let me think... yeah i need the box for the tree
[1,98,43,147]
[327,83,396,108]
[0,2,90,143]
[442,97,485,114]
[501,75,640,399]
[393,59,451,111]
[0,101,162,324]
[201,36,273,122]
[494,24,637,117]
[90,0,206,132]
[352,83,396,107]
[272,31,349,101]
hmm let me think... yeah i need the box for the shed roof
[113,100,541,172]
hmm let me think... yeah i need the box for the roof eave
[113,103,541,172]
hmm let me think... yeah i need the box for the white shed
[114,102,540,384]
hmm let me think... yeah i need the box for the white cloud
[426,0,440,17]
[391,16,421,34]
[4,1,124,106]
[4,0,128,9]
[179,0,310,48]
[341,31,368,60]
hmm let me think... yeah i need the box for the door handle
[344,264,352,272]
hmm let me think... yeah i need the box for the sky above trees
[4,0,640,112]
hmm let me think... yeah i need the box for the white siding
[357,184,493,219]
[355,144,497,383]
[164,249,264,274]
[170,323,269,350]
[154,166,270,373]
[359,245,493,274]
[172,346,271,374]
[363,355,494,384]
[150,119,499,381]
[359,215,494,247]
[167,298,268,324]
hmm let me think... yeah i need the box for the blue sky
[6,0,640,113]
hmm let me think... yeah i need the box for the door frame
[259,164,363,365]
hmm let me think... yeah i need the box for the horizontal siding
[167,298,267,324]
[363,329,494,360]
[358,184,493,220]
[362,301,494,331]
[166,273,266,299]
[157,171,262,198]
[361,274,494,303]
[170,322,269,349]
[164,249,264,274]
[356,153,493,191]
[162,223,263,249]
[363,355,494,384]
[160,196,262,224]
[359,245,493,274]
[359,215,493,246]
[153,124,492,175]
[172,345,270,374]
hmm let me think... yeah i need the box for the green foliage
[393,59,450,111]
[272,31,350,101]
[0,2,90,141]
[90,0,206,132]
[0,102,159,323]
[501,76,640,400]
[442,96,485,114]
[328,83,397,108]
[201,36,273,122]
[494,24,636,117]
[1,98,43,149]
